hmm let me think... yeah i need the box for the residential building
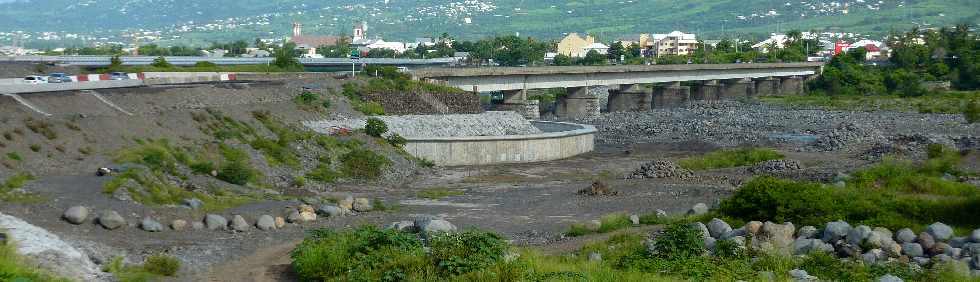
[582,42,610,55]
[557,33,596,58]
[650,31,698,57]
[289,22,340,57]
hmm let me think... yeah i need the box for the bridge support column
[779,76,804,95]
[721,78,753,99]
[607,84,652,112]
[652,82,690,109]
[495,89,539,119]
[753,77,780,96]
[556,86,600,119]
[693,80,721,102]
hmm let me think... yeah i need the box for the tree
[553,54,572,66]
[607,42,625,61]
[150,56,173,68]
[272,42,302,71]
[580,50,606,66]
[109,55,123,70]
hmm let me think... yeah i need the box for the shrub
[565,223,593,237]
[429,230,508,275]
[364,118,388,138]
[29,145,40,152]
[142,254,180,276]
[679,148,784,170]
[355,101,385,116]
[217,159,256,185]
[966,98,980,123]
[151,56,173,68]
[306,162,342,183]
[290,226,429,281]
[596,213,633,233]
[340,148,391,180]
[385,133,407,147]
[651,223,705,259]
[5,152,21,161]
[294,91,319,106]
[719,177,839,227]
[189,161,215,175]
[1,172,34,191]
[23,118,57,140]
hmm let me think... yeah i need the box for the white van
[23,76,46,84]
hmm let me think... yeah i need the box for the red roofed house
[290,22,340,57]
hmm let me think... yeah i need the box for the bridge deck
[411,63,824,78]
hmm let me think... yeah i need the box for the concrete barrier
[403,121,596,166]
[0,80,145,94]
[142,72,237,85]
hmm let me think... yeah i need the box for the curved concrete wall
[403,121,596,166]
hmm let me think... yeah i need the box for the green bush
[306,163,342,183]
[966,98,980,123]
[0,243,70,282]
[429,230,508,275]
[354,101,385,116]
[217,159,256,185]
[340,148,391,180]
[150,56,173,68]
[189,161,215,175]
[142,254,180,276]
[364,118,388,138]
[597,213,634,233]
[385,133,407,147]
[679,148,784,170]
[24,118,57,140]
[290,226,429,281]
[294,91,319,106]
[5,152,21,161]
[719,177,839,227]
[651,223,705,259]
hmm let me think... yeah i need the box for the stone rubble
[626,160,694,179]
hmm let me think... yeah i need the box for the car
[47,73,72,83]
[109,72,129,80]
[23,76,46,84]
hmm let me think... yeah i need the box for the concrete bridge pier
[693,80,721,102]
[721,78,753,99]
[653,82,690,109]
[495,89,540,119]
[753,77,781,96]
[779,76,804,95]
[555,86,601,119]
[607,84,652,112]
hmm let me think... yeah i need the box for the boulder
[848,225,873,245]
[655,209,668,218]
[912,256,931,266]
[170,219,187,231]
[205,214,228,230]
[417,218,456,233]
[688,203,709,215]
[191,222,205,230]
[299,211,317,222]
[793,238,834,255]
[231,215,250,232]
[896,228,916,244]
[745,221,763,236]
[62,206,89,225]
[385,221,416,232]
[588,252,602,262]
[883,241,903,257]
[256,215,276,231]
[629,214,640,225]
[970,229,980,243]
[353,198,373,212]
[692,222,711,240]
[929,242,951,257]
[797,226,818,239]
[867,228,896,249]
[836,243,862,258]
[286,211,303,223]
[902,243,925,257]
[707,218,732,239]
[720,227,746,240]
[948,247,962,259]
[962,243,980,257]
[862,251,878,265]
[752,222,796,254]
[338,196,354,211]
[317,205,344,217]
[704,237,716,251]
[140,217,163,232]
[274,217,286,228]
[951,237,969,248]
[877,274,904,282]
[927,222,954,241]
[96,211,125,230]
[298,204,316,214]
[182,198,204,210]
[917,232,936,250]
[789,269,808,279]
[822,220,851,242]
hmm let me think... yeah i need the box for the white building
[366,40,407,53]
[582,42,610,55]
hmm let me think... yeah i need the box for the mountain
[1,0,979,46]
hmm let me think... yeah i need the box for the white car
[23,76,46,84]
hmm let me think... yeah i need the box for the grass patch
[23,118,57,140]
[339,148,391,180]
[565,213,636,237]
[0,243,71,282]
[103,168,254,211]
[5,152,21,161]
[417,188,464,199]
[678,148,784,170]
[0,172,41,203]
[103,254,180,282]
[761,91,980,115]
[293,91,332,112]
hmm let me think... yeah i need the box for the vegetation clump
[0,243,70,282]
[23,118,57,140]
[678,148,784,171]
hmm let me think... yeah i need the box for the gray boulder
[97,211,125,230]
[902,243,924,257]
[688,203,709,215]
[789,269,809,279]
[286,211,303,223]
[191,222,205,230]
[797,226,818,239]
[963,243,980,258]
[588,252,602,262]
[929,242,951,256]
[896,228,916,243]
[848,225,873,245]
[707,218,732,239]
[704,237,717,251]
[912,256,931,266]
[317,205,343,217]
[629,214,640,225]
[926,222,954,241]
[823,220,851,242]
[62,206,89,225]
[877,274,903,282]
[140,217,163,232]
[418,219,456,233]
[655,209,668,218]
[182,198,204,210]
[256,215,276,231]
[970,229,980,243]
[793,238,834,255]
[205,214,227,230]
[753,222,796,254]
[692,222,711,240]
[230,215,250,232]
[951,237,969,248]
[338,195,354,211]
[867,228,896,249]
[385,221,416,232]
[720,227,747,240]
[917,232,936,250]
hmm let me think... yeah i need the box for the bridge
[1,56,456,67]
[411,63,824,119]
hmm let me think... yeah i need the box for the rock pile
[626,160,694,179]
[812,122,886,152]
[748,159,803,174]
[650,218,980,276]
[304,111,542,138]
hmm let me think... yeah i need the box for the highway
[0,56,456,67]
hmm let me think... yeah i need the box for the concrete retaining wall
[0,80,144,94]
[142,72,236,85]
[404,121,596,166]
